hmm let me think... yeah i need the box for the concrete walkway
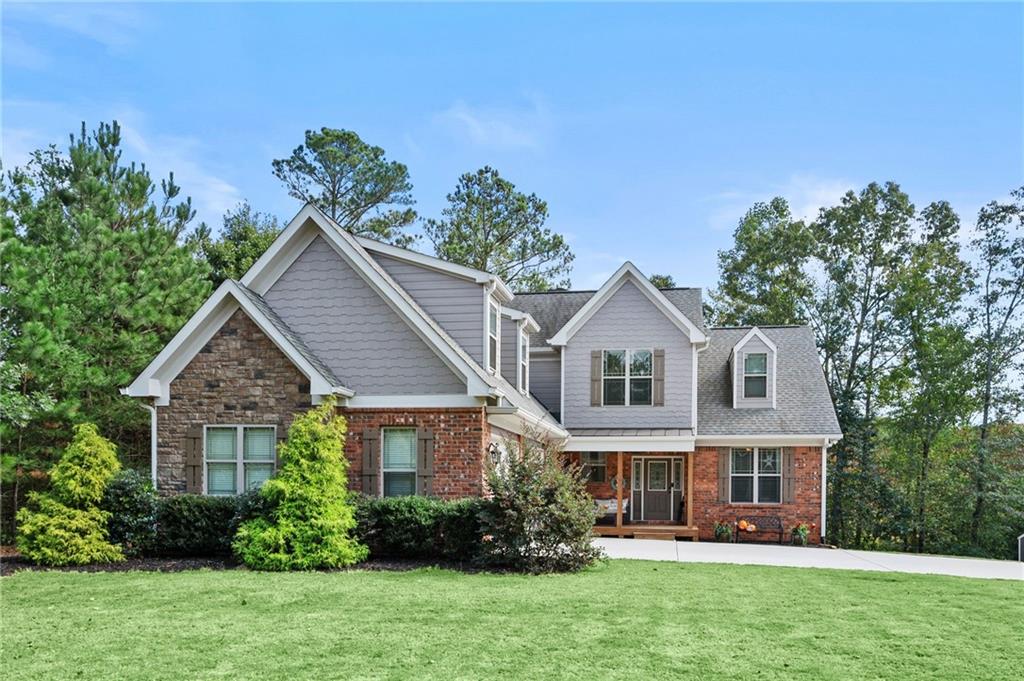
[596,538,1024,580]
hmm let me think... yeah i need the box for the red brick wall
[157,309,313,493]
[691,446,823,543]
[342,408,489,499]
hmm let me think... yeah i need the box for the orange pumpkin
[738,520,748,530]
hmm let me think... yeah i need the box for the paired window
[743,352,768,399]
[730,447,781,504]
[487,303,500,373]
[382,428,417,497]
[602,349,653,406]
[205,426,275,495]
[518,329,529,394]
[580,452,606,483]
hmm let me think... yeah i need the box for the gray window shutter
[717,447,730,503]
[417,428,434,496]
[653,349,665,407]
[590,351,602,406]
[361,429,380,497]
[782,447,796,503]
[184,426,203,494]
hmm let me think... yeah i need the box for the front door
[645,459,671,520]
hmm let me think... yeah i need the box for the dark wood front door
[645,460,671,520]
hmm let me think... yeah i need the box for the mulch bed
[0,548,483,577]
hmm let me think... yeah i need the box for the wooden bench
[735,515,784,544]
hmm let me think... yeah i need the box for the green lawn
[2,560,1021,680]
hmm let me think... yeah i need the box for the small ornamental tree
[233,398,367,570]
[479,439,603,573]
[16,423,124,565]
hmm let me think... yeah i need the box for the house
[124,203,842,542]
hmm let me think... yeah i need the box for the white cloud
[434,96,550,151]
[1,26,53,70]
[704,173,857,231]
[5,3,146,52]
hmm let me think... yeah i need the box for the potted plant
[713,520,733,542]
[791,523,810,546]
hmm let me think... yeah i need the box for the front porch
[571,450,700,541]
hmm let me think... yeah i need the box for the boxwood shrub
[153,494,238,557]
[356,495,484,561]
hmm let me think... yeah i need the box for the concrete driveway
[595,538,1024,580]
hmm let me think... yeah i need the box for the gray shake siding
[264,236,465,394]
[500,317,518,385]
[529,354,561,415]
[563,281,693,428]
[733,335,775,408]
[373,253,487,365]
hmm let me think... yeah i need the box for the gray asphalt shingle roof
[699,326,842,436]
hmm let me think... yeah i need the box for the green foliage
[791,523,810,546]
[192,201,281,285]
[649,273,676,289]
[355,495,485,561]
[1,121,211,469]
[153,494,239,557]
[101,469,158,557]
[15,495,123,566]
[713,520,733,542]
[15,423,123,565]
[478,440,602,573]
[424,166,574,292]
[233,399,367,570]
[272,127,417,246]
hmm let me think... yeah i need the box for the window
[488,303,500,373]
[580,452,606,483]
[518,329,529,393]
[730,447,781,504]
[382,428,417,497]
[602,349,653,406]
[205,425,275,495]
[743,352,768,398]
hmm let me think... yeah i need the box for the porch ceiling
[565,428,695,452]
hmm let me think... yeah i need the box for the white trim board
[565,435,696,452]
[547,262,707,346]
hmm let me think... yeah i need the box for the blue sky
[3,2,1022,290]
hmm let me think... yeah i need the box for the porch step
[633,529,677,541]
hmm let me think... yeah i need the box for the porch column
[686,452,694,528]
[615,452,624,531]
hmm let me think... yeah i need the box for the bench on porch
[734,515,785,544]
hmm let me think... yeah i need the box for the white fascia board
[529,346,559,356]
[344,394,483,408]
[547,262,707,346]
[564,436,696,453]
[241,203,496,398]
[696,434,843,447]
[501,306,540,334]
[124,280,342,405]
[732,326,778,355]
[485,406,569,440]
[355,235,515,302]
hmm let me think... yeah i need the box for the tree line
[2,121,1021,558]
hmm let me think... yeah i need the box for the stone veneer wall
[156,309,313,493]
[343,408,489,499]
[691,445,823,543]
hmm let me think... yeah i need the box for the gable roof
[698,325,841,436]
[123,280,351,405]
[732,326,778,355]
[513,285,705,348]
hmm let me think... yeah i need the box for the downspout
[821,441,829,542]
[142,402,158,490]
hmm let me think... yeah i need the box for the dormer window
[518,329,529,393]
[488,303,500,373]
[743,353,768,399]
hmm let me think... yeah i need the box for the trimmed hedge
[355,495,485,561]
[101,470,159,557]
[153,495,239,557]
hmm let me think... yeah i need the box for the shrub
[233,398,368,570]
[15,424,124,565]
[229,487,277,536]
[356,495,485,561]
[714,521,733,542]
[154,494,238,556]
[101,470,158,557]
[479,440,603,573]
